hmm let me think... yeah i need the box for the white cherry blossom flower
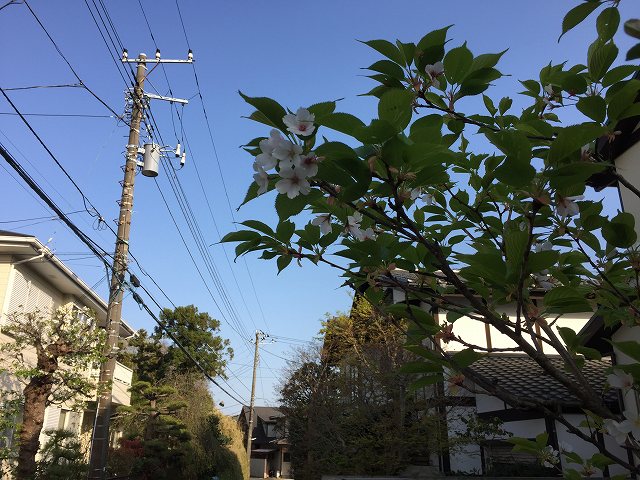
[410,188,422,200]
[534,273,554,291]
[544,85,554,96]
[540,445,559,468]
[273,139,303,168]
[425,62,445,88]
[604,418,630,445]
[621,409,640,439]
[555,196,583,217]
[535,241,553,253]
[297,153,321,177]
[608,369,634,391]
[275,168,311,199]
[359,227,376,241]
[311,214,332,235]
[253,167,269,195]
[283,108,316,137]
[345,212,363,238]
[558,441,573,453]
[423,193,434,206]
[255,129,284,171]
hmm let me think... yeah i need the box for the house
[0,230,134,458]
[238,405,290,478]
[381,271,631,476]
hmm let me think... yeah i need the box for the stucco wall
[615,141,640,237]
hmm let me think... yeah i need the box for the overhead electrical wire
[174,0,272,335]
[0,141,246,405]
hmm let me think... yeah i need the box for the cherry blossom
[621,409,640,439]
[275,167,311,199]
[311,214,332,235]
[535,241,553,253]
[273,139,303,169]
[283,107,316,137]
[555,195,583,217]
[345,212,363,239]
[359,227,376,241]
[253,167,269,195]
[297,153,321,177]
[255,129,283,171]
[424,61,445,88]
[604,418,630,445]
[540,445,559,468]
[410,188,422,200]
[607,369,634,391]
[534,272,554,291]
[423,193,434,206]
[558,441,573,453]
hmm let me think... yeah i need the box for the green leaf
[486,130,535,187]
[544,287,593,313]
[409,114,443,142]
[307,101,336,120]
[239,91,287,131]
[470,50,507,72]
[396,40,416,67]
[451,348,483,369]
[602,212,637,248]
[276,220,296,242]
[607,80,640,122]
[560,1,601,40]
[547,123,607,164]
[602,65,639,87]
[378,89,415,131]
[277,255,292,273]
[317,112,366,137]
[596,7,620,41]
[612,341,640,362]
[241,220,274,236]
[528,250,559,273]
[576,96,606,122]
[625,19,640,39]
[483,95,497,115]
[360,39,404,64]
[416,26,451,66]
[220,230,261,243]
[498,97,512,115]
[365,60,405,79]
[588,41,618,81]
[443,42,474,84]
[627,43,640,61]
[275,191,318,220]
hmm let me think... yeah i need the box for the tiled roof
[471,354,618,407]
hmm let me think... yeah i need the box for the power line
[174,0,271,335]
[0,141,246,406]
[0,210,84,224]
[0,112,115,118]
[2,83,82,91]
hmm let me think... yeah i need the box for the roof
[0,231,134,337]
[241,405,283,424]
[471,354,618,407]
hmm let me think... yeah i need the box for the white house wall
[555,414,629,477]
[447,404,482,474]
[615,140,640,237]
[612,326,640,417]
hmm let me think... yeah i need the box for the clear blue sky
[0,0,636,410]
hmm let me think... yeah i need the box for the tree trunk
[16,376,52,480]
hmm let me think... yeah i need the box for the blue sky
[0,0,636,410]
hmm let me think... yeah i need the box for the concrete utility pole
[87,54,147,480]
[246,330,265,469]
[88,49,192,480]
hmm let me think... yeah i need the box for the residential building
[383,271,630,476]
[238,405,290,478]
[0,230,134,459]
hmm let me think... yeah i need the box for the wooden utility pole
[87,53,147,480]
[246,330,264,469]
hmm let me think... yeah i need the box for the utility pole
[88,49,192,480]
[246,330,265,469]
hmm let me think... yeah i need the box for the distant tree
[279,299,432,480]
[119,329,168,384]
[0,307,105,480]
[34,429,88,480]
[154,305,232,378]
